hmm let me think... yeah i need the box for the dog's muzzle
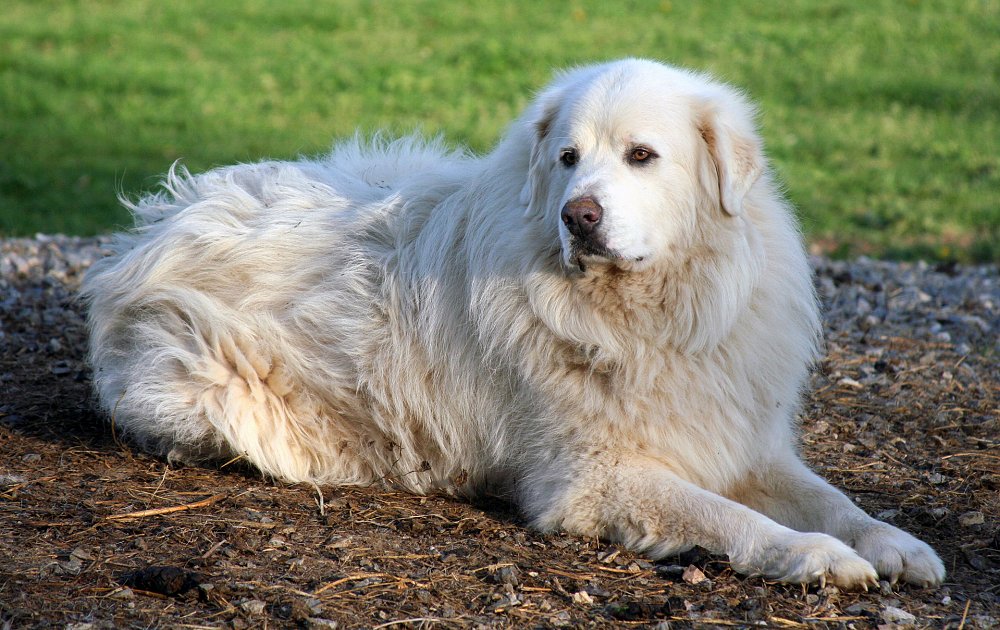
[561,196,620,270]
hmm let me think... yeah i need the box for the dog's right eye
[559,148,579,167]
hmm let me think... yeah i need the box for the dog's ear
[696,93,764,217]
[519,94,561,211]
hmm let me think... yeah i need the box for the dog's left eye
[559,148,579,167]
[628,146,657,164]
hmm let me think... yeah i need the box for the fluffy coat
[83,59,944,587]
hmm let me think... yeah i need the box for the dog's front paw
[735,531,878,589]
[852,522,945,587]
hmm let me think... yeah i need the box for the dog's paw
[734,532,879,589]
[851,522,945,587]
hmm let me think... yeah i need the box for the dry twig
[105,493,227,520]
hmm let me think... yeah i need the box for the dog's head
[520,59,765,273]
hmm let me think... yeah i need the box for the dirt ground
[1,264,997,629]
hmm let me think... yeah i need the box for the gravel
[813,256,998,353]
[0,235,111,361]
[2,234,996,357]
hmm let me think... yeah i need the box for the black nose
[561,196,603,239]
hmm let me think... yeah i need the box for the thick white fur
[83,59,943,588]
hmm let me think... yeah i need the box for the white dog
[83,59,944,588]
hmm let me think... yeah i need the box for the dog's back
[82,136,486,488]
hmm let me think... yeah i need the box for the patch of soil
[0,249,997,628]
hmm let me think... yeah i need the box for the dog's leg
[727,454,945,586]
[522,454,878,588]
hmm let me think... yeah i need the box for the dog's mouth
[566,240,643,273]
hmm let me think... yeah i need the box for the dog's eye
[628,146,657,165]
[559,148,579,167]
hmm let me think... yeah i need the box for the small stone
[959,511,985,527]
[928,472,947,484]
[572,590,594,605]
[111,587,135,600]
[70,547,93,561]
[858,315,880,332]
[879,580,893,595]
[57,556,83,575]
[305,598,323,615]
[50,361,72,375]
[655,564,686,578]
[584,583,611,598]
[240,599,267,615]
[964,549,991,571]
[495,565,520,586]
[881,605,916,624]
[805,593,819,605]
[682,565,707,585]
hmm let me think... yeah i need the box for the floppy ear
[519,95,560,212]
[696,95,765,216]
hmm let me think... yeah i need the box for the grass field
[2,0,998,261]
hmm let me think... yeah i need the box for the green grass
[2,0,998,261]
